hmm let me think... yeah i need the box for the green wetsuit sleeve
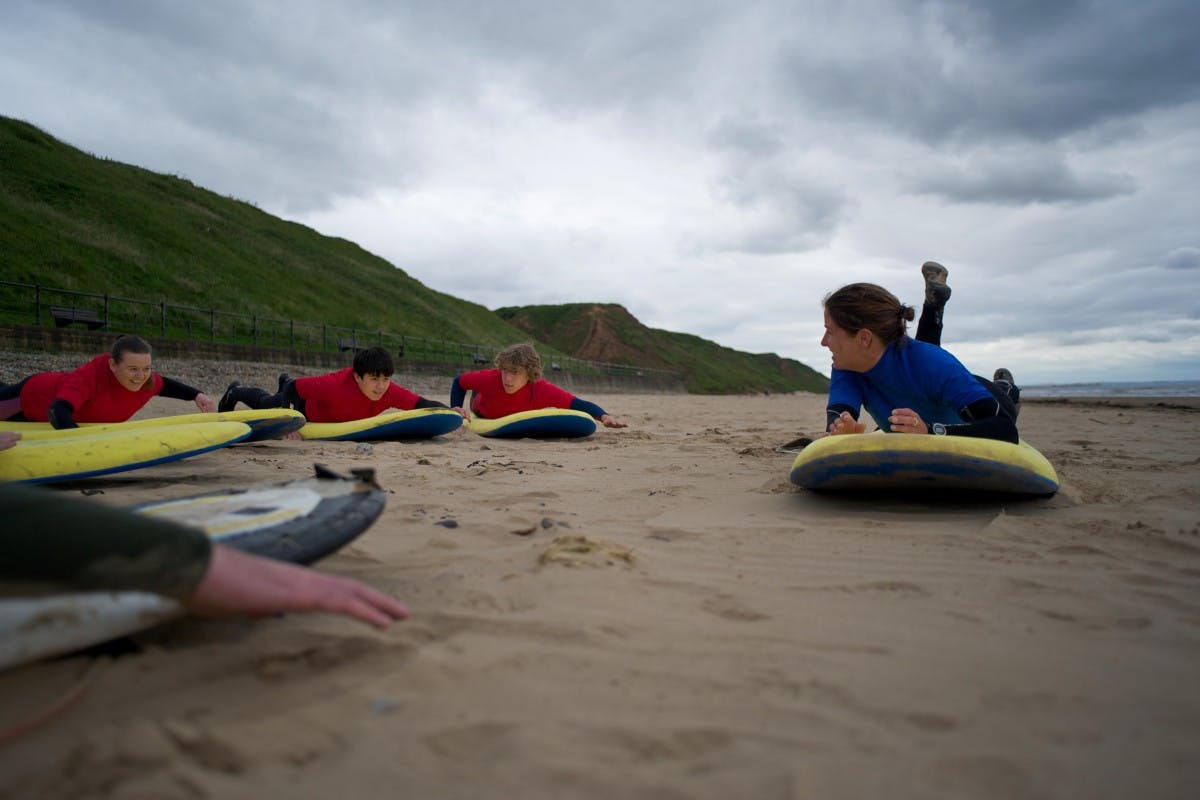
[0,484,212,598]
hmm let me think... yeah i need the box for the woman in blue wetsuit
[821,263,1020,443]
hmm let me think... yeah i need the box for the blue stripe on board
[322,413,464,441]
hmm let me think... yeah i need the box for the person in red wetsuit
[450,343,627,427]
[0,335,216,428]
[218,346,445,422]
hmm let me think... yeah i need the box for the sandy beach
[1,372,1199,798]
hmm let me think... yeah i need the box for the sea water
[1022,380,1200,398]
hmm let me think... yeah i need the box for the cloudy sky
[3,0,1198,385]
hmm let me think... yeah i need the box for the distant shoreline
[1022,380,1200,399]
[1024,395,1200,411]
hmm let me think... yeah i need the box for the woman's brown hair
[823,283,914,345]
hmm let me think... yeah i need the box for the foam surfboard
[0,466,386,670]
[788,432,1059,495]
[0,422,252,485]
[466,408,597,439]
[0,408,306,443]
[299,408,463,441]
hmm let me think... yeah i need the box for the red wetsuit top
[19,354,166,423]
[294,368,421,422]
[456,369,575,418]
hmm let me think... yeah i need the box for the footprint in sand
[424,721,516,760]
[252,634,384,681]
[537,535,635,568]
[701,593,769,622]
[160,719,248,774]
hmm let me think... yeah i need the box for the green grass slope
[0,116,526,346]
[496,303,829,394]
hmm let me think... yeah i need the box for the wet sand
[1,380,1198,799]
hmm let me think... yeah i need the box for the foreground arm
[185,545,409,627]
[0,431,19,451]
[0,484,408,629]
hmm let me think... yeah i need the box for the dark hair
[823,283,915,346]
[495,343,543,382]
[110,334,152,362]
[352,346,395,377]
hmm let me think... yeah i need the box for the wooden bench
[50,306,105,330]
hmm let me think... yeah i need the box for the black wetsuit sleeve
[159,376,202,401]
[825,403,857,432]
[0,483,212,598]
[449,376,467,409]
[414,396,448,410]
[48,399,78,429]
[944,397,1019,443]
[570,397,607,419]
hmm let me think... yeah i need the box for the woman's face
[500,368,530,394]
[821,309,869,372]
[109,352,153,391]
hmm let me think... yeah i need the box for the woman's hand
[888,408,928,434]
[599,414,627,428]
[828,411,867,435]
[185,545,409,628]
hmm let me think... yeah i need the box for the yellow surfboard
[0,409,304,442]
[466,408,597,438]
[789,432,1059,495]
[299,408,463,441]
[0,422,251,484]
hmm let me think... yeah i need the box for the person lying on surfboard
[0,334,216,429]
[449,343,627,428]
[0,482,408,628]
[820,262,1019,442]
[218,346,446,424]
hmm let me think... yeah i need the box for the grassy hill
[0,116,525,346]
[496,303,828,394]
[0,116,828,394]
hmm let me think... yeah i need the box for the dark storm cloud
[909,148,1136,205]
[1163,247,1200,271]
[396,0,734,110]
[8,0,454,211]
[777,0,1200,145]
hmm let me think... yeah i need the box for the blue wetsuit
[827,337,1018,442]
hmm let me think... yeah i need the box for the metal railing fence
[0,280,680,381]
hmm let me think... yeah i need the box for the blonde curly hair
[494,343,543,382]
